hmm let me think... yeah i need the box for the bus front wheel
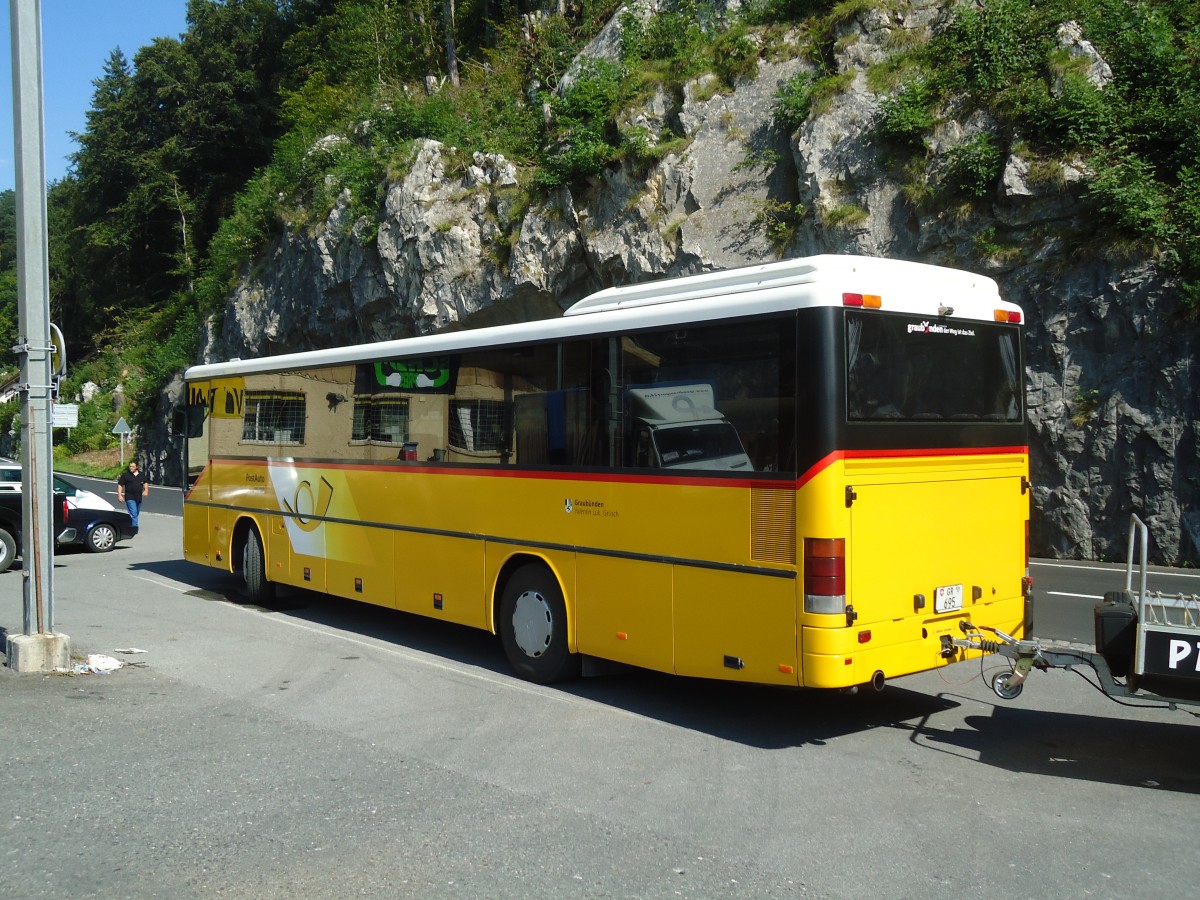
[499,564,581,684]
[241,527,276,605]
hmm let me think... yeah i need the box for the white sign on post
[52,403,79,428]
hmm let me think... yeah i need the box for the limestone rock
[191,7,1197,565]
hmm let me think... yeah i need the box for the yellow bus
[181,254,1031,689]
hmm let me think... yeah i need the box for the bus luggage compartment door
[848,473,1026,630]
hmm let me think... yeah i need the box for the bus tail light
[994,309,1022,324]
[804,537,846,614]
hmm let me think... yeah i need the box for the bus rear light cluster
[804,537,846,614]
[994,309,1022,323]
[842,293,882,308]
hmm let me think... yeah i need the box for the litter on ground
[81,654,124,674]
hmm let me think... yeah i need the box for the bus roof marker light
[995,309,1022,324]
[842,293,882,308]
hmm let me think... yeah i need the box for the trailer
[953,515,1200,713]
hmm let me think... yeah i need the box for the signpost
[112,416,132,466]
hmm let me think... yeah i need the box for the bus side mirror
[174,405,207,438]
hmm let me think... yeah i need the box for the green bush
[876,78,935,147]
[1086,153,1173,245]
[712,28,760,88]
[1035,72,1114,150]
[0,398,17,447]
[945,134,1003,199]
[935,0,1054,99]
[196,169,282,314]
[621,4,709,68]
[537,59,629,188]
[129,304,200,428]
[750,198,805,256]
[742,0,835,25]
[58,393,119,454]
[774,71,817,132]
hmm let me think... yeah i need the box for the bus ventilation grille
[751,485,796,565]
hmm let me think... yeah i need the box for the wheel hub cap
[512,590,553,658]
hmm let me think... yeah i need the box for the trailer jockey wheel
[991,671,1024,700]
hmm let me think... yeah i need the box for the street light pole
[7,0,69,672]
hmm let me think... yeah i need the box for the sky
[1,1,190,192]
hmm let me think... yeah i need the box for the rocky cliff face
[193,2,1197,565]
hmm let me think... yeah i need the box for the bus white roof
[185,254,1016,380]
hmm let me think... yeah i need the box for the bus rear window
[846,312,1021,422]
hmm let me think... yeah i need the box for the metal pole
[10,0,55,635]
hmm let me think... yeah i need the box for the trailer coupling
[947,621,1090,700]
[950,619,1200,713]
[942,516,1200,714]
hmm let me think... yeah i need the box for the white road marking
[1031,560,1200,581]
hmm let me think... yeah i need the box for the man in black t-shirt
[116,460,149,533]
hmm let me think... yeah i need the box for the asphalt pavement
[2,514,1197,899]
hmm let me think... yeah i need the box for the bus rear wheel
[499,563,580,684]
[241,527,276,605]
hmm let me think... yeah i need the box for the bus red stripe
[796,445,1028,488]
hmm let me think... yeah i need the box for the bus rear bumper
[800,595,1027,689]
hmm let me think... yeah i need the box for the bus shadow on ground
[131,556,961,749]
[565,672,961,750]
[909,694,1200,794]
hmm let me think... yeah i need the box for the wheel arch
[230,515,266,573]
[490,551,576,652]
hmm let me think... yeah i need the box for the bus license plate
[935,584,963,613]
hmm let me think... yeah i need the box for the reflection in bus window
[652,422,751,469]
[449,399,505,452]
[242,391,306,444]
[352,396,410,444]
[618,317,795,473]
[625,383,752,470]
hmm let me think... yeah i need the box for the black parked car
[50,474,135,553]
[57,505,135,553]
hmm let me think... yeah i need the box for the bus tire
[499,563,581,684]
[241,527,276,605]
[0,526,15,574]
